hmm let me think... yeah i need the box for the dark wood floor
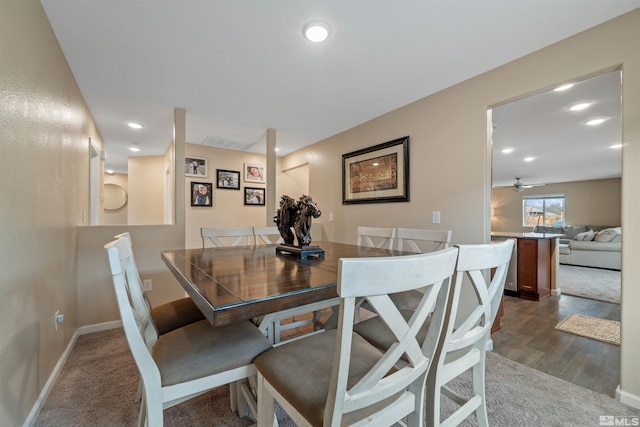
[491,294,621,397]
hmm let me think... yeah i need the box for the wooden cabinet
[517,238,551,300]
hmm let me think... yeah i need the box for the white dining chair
[201,226,254,248]
[114,232,205,336]
[425,239,514,427]
[254,247,459,427]
[356,226,396,250]
[397,228,452,253]
[105,236,272,426]
[253,226,285,244]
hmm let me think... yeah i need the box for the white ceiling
[40,0,637,181]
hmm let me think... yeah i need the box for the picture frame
[216,169,240,190]
[244,187,265,206]
[185,156,208,177]
[190,181,213,207]
[243,163,265,183]
[342,136,409,204]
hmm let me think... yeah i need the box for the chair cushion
[153,319,271,387]
[150,297,205,335]
[353,309,432,352]
[254,330,401,426]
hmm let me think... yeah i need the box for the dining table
[161,241,411,332]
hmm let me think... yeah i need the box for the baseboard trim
[78,320,122,335]
[23,320,123,426]
[616,385,640,409]
[551,288,561,297]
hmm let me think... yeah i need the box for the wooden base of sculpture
[276,244,325,260]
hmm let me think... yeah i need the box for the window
[522,195,565,227]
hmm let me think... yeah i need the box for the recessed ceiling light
[105,169,114,174]
[501,148,514,154]
[303,21,331,42]
[554,83,575,92]
[274,147,280,152]
[609,144,623,149]
[586,118,608,126]
[129,147,140,152]
[569,101,594,111]
[523,157,535,162]
[127,122,144,129]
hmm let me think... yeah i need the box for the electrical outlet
[143,279,152,291]
[54,310,64,331]
[329,212,334,222]
[432,210,441,224]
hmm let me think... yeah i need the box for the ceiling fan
[512,177,545,192]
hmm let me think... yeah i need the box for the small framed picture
[185,156,208,177]
[190,182,213,207]
[216,169,240,190]
[244,163,265,183]
[244,187,265,205]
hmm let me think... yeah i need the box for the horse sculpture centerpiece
[274,194,324,259]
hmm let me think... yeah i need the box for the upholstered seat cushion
[353,309,432,352]
[568,241,621,252]
[150,297,206,335]
[153,319,271,387]
[254,330,401,426]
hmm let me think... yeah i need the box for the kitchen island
[491,232,564,300]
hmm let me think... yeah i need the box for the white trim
[23,321,123,426]
[616,385,640,409]
[551,288,561,297]
[78,320,122,335]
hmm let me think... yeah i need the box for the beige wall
[103,173,128,225]
[492,178,622,232]
[0,0,104,424]
[127,156,165,225]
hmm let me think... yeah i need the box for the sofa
[534,225,621,270]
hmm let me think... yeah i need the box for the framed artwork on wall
[190,181,213,207]
[216,169,240,190]
[185,156,208,177]
[342,136,410,204]
[244,187,265,205]
[243,163,265,183]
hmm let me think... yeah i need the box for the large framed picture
[243,163,265,183]
[342,136,409,204]
[244,187,265,206]
[216,169,240,190]
[190,181,213,207]
[185,156,208,177]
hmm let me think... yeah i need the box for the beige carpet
[34,328,640,426]
[556,313,621,345]
[558,264,620,304]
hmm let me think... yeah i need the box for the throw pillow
[574,230,595,241]
[594,228,620,242]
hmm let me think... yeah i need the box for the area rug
[556,313,620,345]
[558,264,621,304]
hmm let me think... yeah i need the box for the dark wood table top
[161,241,409,327]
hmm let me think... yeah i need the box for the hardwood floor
[491,294,621,397]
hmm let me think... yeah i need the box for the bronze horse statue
[294,195,321,247]
[274,194,321,247]
[274,195,297,245]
